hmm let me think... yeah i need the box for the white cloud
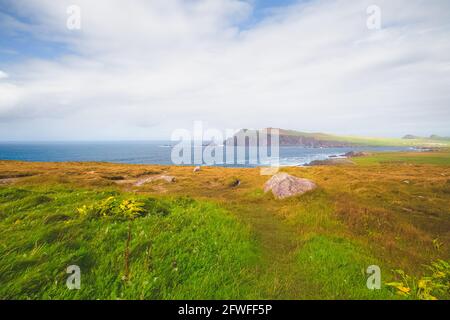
[0,70,9,79]
[0,0,449,139]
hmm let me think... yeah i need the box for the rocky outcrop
[264,173,317,199]
[225,129,357,147]
[344,151,371,158]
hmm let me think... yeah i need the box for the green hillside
[276,129,450,147]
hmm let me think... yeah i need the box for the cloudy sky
[0,0,449,140]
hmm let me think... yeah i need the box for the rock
[264,173,317,199]
[228,178,241,188]
[305,158,355,166]
[344,151,371,158]
[193,166,201,173]
[133,177,151,186]
[160,175,176,183]
[134,175,176,186]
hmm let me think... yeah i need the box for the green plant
[77,197,148,281]
[386,260,450,300]
[77,197,146,220]
[432,238,444,251]
[118,199,146,220]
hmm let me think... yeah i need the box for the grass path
[225,201,316,299]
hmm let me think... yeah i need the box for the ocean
[0,141,412,167]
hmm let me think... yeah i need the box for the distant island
[226,128,450,148]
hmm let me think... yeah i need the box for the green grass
[353,152,450,166]
[279,129,450,147]
[295,236,395,299]
[332,136,450,147]
[0,186,260,299]
[267,191,396,299]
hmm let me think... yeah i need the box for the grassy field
[353,151,450,166]
[0,151,449,300]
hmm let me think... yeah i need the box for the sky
[0,0,449,141]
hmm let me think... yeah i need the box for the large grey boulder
[264,173,317,199]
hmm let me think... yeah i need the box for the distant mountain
[226,128,364,147]
[226,129,450,148]
[402,134,421,140]
[429,135,450,141]
[271,129,356,147]
[226,128,350,147]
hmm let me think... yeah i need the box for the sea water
[0,141,412,167]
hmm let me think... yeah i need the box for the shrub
[118,199,146,220]
[77,197,146,220]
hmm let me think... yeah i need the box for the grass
[353,151,450,166]
[279,129,450,147]
[0,187,259,299]
[0,150,449,300]
[295,235,394,299]
[332,135,450,147]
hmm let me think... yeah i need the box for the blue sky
[248,0,301,22]
[0,0,449,140]
[0,6,69,66]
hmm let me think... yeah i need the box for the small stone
[229,178,241,188]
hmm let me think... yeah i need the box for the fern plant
[76,197,146,220]
[118,199,146,220]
